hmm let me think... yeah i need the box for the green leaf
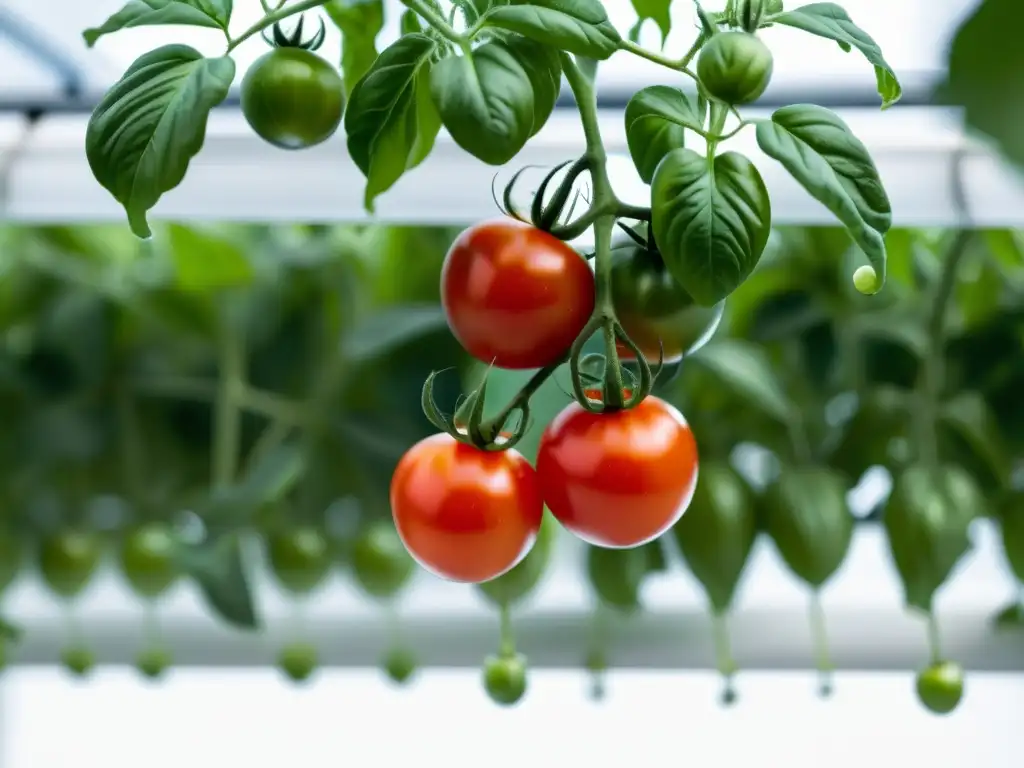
[341,304,449,365]
[624,86,705,183]
[400,8,423,32]
[586,544,650,614]
[883,464,982,613]
[175,534,260,630]
[508,37,563,137]
[166,224,254,291]
[85,45,235,238]
[83,0,233,46]
[771,3,902,108]
[484,0,621,59]
[430,37,541,165]
[0,616,22,643]
[324,0,385,98]
[630,0,671,46]
[992,602,1024,630]
[688,338,795,423]
[672,461,757,613]
[477,511,557,607]
[998,494,1024,583]
[651,148,772,305]
[983,229,1024,271]
[761,466,854,588]
[344,34,438,212]
[943,0,1024,170]
[939,392,1010,488]
[755,104,891,288]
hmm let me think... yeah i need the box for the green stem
[926,610,943,664]
[480,357,564,440]
[498,601,515,658]
[617,39,700,83]
[142,602,162,648]
[706,103,730,157]
[916,230,972,469]
[213,328,246,489]
[400,0,464,42]
[226,0,331,51]
[560,52,627,410]
[710,610,737,702]
[809,590,834,696]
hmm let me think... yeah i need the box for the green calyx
[261,15,326,52]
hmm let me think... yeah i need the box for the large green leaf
[429,38,539,165]
[167,224,253,291]
[943,0,1024,171]
[85,46,235,238]
[755,105,891,291]
[484,0,621,59]
[344,34,439,211]
[884,464,982,613]
[651,148,772,305]
[630,0,671,45]
[83,0,233,46]
[624,86,705,184]
[761,466,854,589]
[687,338,795,423]
[324,0,385,98]
[174,534,260,630]
[771,3,901,108]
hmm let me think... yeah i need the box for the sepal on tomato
[421,368,531,452]
[262,15,327,52]
[495,157,597,241]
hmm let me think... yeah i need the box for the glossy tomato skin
[536,395,699,548]
[241,48,345,150]
[390,433,544,583]
[610,244,724,364]
[441,219,595,369]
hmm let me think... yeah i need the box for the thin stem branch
[133,376,306,426]
[212,328,246,489]
[617,38,700,83]
[809,591,834,696]
[226,0,330,51]
[498,602,515,658]
[399,0,464,42]
[916,229,972,468]
[926,610,943,664]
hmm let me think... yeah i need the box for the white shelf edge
[3,520,1021,671]
[3,106,1024,228]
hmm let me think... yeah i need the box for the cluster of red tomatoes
[390,219,706,584]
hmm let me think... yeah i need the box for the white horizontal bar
[3,520,1019,671]
[2,107,1023,228]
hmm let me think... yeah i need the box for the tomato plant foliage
[52,0,1024,708]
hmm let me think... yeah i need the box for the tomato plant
[38,530,104,601]
[390,433,544,583]
[536,394,699,548]
[441,220,595,369]
[350,520,415,600]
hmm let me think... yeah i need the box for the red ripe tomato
[390,433,544,583]
[536,394,699,548]
[441,219,595,369]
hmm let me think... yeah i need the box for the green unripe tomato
[915,660,964,715]
[351,521,415,600]
[61,646,96,678]
[382,646,418,686]
[697,31,774,105]
[136,648,173,681]
[483,652,528,706]
[241,48,345,150]
[610,244,724,365]
[0,531,23,594]
[119,523,180,600]
[266,527,333,596]
[278,642,319,684]
[38,529,104,600]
